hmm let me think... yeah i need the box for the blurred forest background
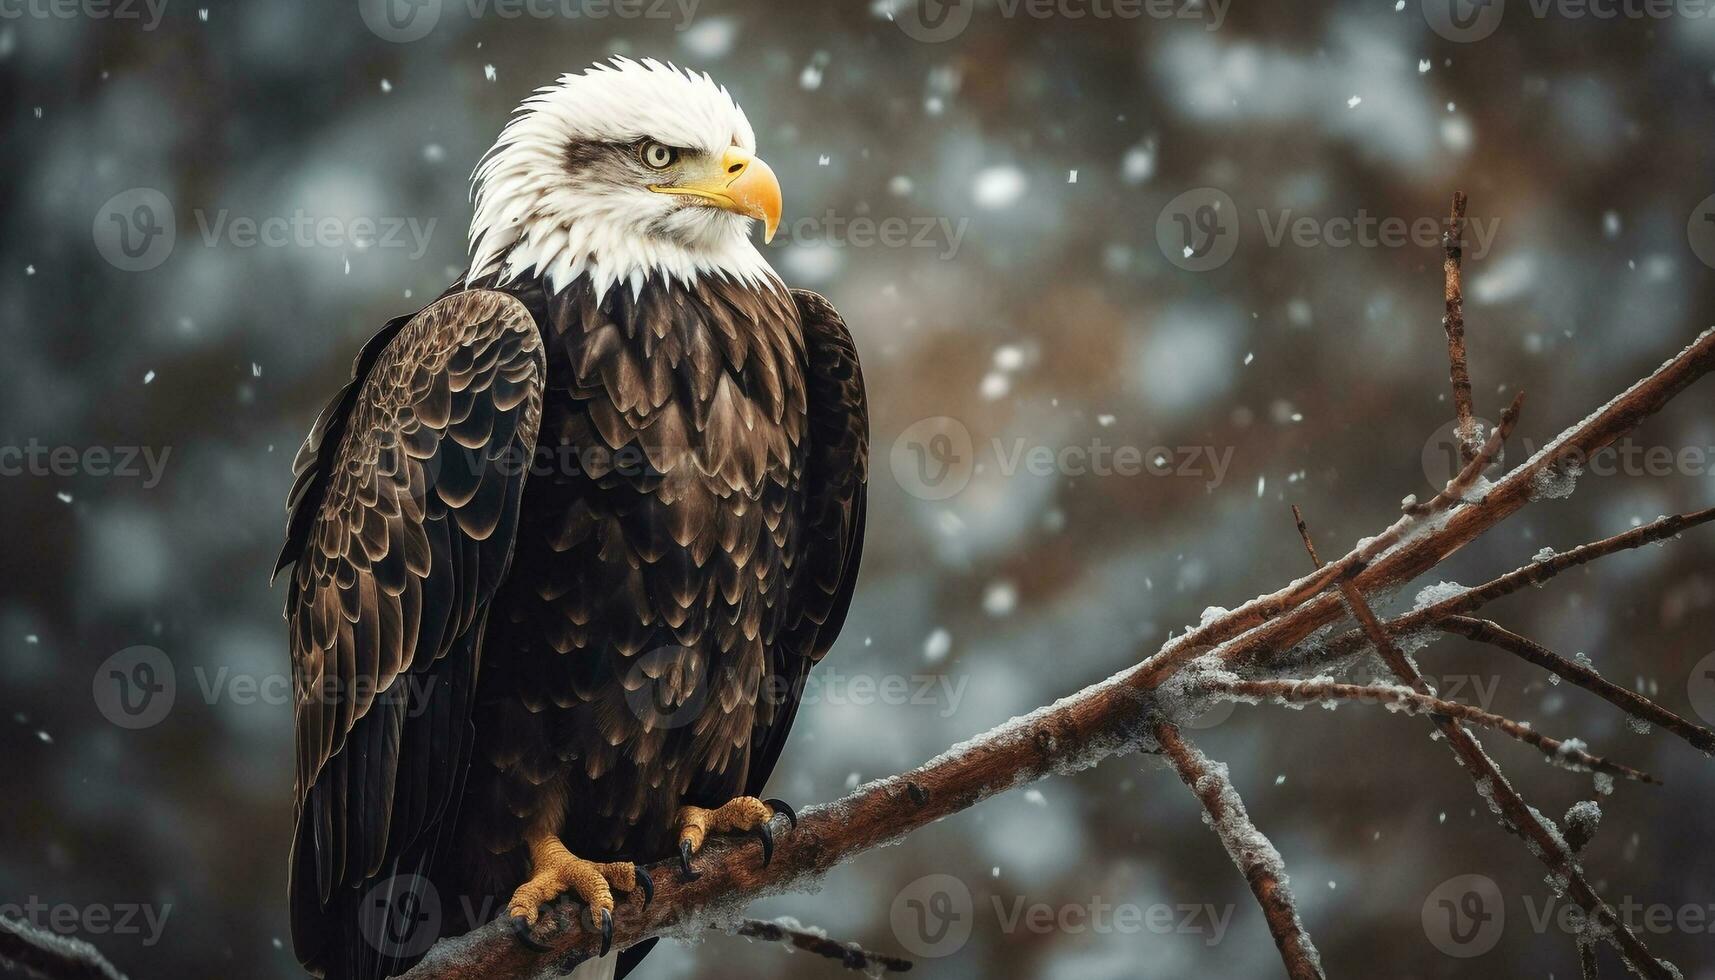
[3,0,1715,977]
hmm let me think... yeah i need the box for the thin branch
[727,918,912,974]
[1405,390,1524,516]
[0,916,127,980]
[1307,507,1715,669]
[1207,677,1657,784]
[1581,940,1601,980]
[1293,512,1675,979]
[1443,191,1478,462]
[1438,616,1715,754]
[1154,723,1324,980]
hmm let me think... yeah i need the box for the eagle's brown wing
[746,288,869,796]
[277,289,544,977]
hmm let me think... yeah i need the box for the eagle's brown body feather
[279,274,867,979]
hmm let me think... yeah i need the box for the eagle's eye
[639,140,678,170]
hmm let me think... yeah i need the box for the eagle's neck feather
[466,152,780,306]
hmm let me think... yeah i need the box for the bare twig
[1292,513,1675,979]
[1154,723,1324,980]
[1581,940,1601,980]
[1438,616,1715,753]
[1207,677,1657,784]
[1306,507,1715,670]
[1405,390,1524,516]
[0,916,127,980]
[727,918,912,974]
[1443,190,1478,462]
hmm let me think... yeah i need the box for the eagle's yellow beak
[650,147,783,243]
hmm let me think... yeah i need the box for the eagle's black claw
[678,839,701,880]
[752,821,775,867]
[634,863,654,907]
[763,798,798,829]
[509,914,551,952]
[598,908,613,957]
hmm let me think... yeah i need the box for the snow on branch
[0,914,128,980]
[1154,723,1324,980]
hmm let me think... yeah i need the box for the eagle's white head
[467,58,783,302]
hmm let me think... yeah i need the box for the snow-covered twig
[1404,390,1523,516]
[727,918,912,974]
[0,915,128,980]
[1438,616,1715,753]
[1205,676,1657,784]
[1441,191,1480,463]
[1154,723,1324,980]
[1292,513,1676,979]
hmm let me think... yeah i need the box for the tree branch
[726,918,912,974]
[1154,722,1325,980]
[1206,676,1657,784]
[1442,191,1479,462]
[0,916,127,980]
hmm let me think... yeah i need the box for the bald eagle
[276,59,868,980]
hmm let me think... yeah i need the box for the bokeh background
[4,0,1715,976]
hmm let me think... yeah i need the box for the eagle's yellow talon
[673,796,788,874]
[505,832,638,929]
